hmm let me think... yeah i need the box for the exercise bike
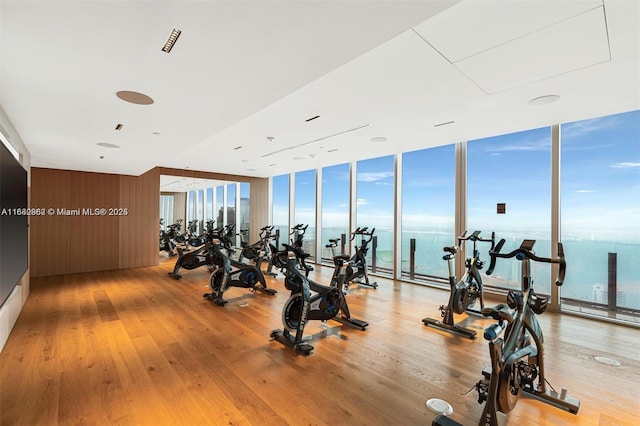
[270,245,368,355]
[328,227,378,290]
[239,225,275,267]
[160,219,183,256]
[203,238,276,306]
[422,230,495,339]
[168,224,220,279]
[266,224,314,278]
[433,239,580,426]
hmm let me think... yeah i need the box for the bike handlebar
[350,227,375,241]
[457,230,495,249]
[289,224,308,235]
[486,239,566,286]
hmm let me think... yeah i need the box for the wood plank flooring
[1,256,639,425]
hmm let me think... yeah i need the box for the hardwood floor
[1,257,639,425]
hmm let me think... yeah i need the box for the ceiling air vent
[162,29,182,53]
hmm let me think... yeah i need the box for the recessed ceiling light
[246,168,256,172]
[115,123,123,130]
[529,95,560,106]
[269,163,276,167]
[152,131,160,135]
[241,159,249,163]
[161,28,182,53]
[327,149,338,153]
[234,146,242,150]
[293,157,305,160]
[267,136,275,142]
[371,137,387,143]
[99,156,104,160]
[434,121,455,127]
[97,143,120,148]
[116,91,154,105]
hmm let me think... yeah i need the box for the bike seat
[443,246,458,254]
[481,304,513,322]
[329,238,340,244]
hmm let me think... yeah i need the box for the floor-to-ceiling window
[356,155,395,276]
[467,127,552,293]
[205,187,214,227]
[401,145,455,282]
[196,189,204,234]
[272,174,290,249]
[227,183,237,245]
[240,182,250,242]
[321,163,350,263]
[561,110,640,321]
[187,190,196,229]
[215,186,224,227]
[160,194,174,230]
[294,169,316,258]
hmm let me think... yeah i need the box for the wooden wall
[30,168,159,277]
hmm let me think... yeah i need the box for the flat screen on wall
[0,141,28,306]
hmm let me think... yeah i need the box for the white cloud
[576,189,595,193]
[611,162,640,169]
[357,171,393,182]
[356,198,368,206]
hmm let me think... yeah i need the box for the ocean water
[315,227,640,310]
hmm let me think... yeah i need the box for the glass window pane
[401,145,455,281]
[467,127,551,293]
[205,188,213,222]
[272,174,290,249]
[294,169,316,258]
[187,190,196,223]
[356,155,394,276]
[240,182,250,242]
[321,163,350,262]
[216,186,224,228]
[561,110,640,321]
[196,189,204,234]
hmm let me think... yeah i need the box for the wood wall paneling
[70,171,120,273]
[30,169,72,276]
[118,168,159,269]
[30,168,160,277]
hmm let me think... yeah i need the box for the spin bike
[266,224,314,278]
[239,225,274,267]
[168,224,222,279]
[270,245,368,355]
[422,230,495,339]
[329,227,378,290]
[433,239,580,426]
[203,239,276,306]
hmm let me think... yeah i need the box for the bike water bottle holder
[529,292,549,314]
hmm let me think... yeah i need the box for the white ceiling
[1,0,638,179]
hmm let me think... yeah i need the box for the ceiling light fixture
[434,121,455,127]
[161,28,182,53]
[261,124,369,158]
[529,95,561,106]
[269,163,276,167]
[96,142,120,148]
[370,137,387,143]
[305,115,320,122]
[327,149,338,153]
[234,146,242,150]
[115,123,123,130]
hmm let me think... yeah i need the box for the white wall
[0,106,31,353]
